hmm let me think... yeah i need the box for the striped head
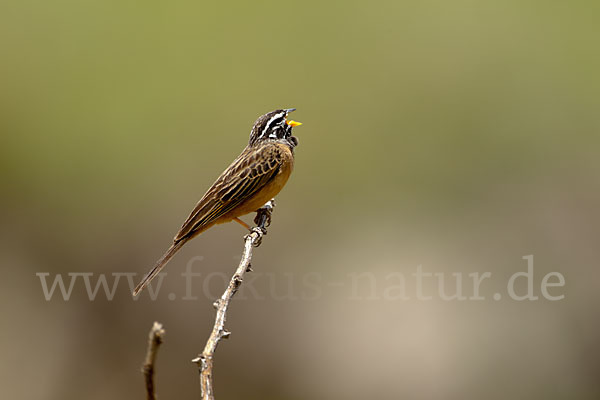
[248,108,302,147]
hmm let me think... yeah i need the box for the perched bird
[133,108,302,295]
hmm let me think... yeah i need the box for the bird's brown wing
[174,144,284,242]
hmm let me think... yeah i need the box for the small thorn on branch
[233,275,243,287]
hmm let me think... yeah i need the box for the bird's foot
[245,226,266,247]
[254,199,275,228]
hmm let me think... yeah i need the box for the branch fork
[140,200,275,400]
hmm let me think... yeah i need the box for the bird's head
[248,108,301,147]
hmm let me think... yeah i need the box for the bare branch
[192,199,275,400]
[143,322,165,400]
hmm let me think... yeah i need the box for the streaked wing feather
[174,145,282,242]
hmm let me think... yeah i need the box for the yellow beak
[286,120,302,127]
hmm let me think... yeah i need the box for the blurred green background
[1,0,599,399]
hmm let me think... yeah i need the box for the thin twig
[192,199,275,400]
[143,322,165,400]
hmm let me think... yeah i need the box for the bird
[133,108,302,296]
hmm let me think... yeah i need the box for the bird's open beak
[284,108,301,127]
[286,120,302,127]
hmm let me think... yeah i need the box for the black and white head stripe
[249,108,297,146]
[261,111,286,139]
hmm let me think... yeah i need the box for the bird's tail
[133,240,186,296]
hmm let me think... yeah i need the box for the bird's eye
[269,117,284,127]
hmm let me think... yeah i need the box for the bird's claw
[248,226,266,247]
[254,200,274,228]
[263,212,272,228]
